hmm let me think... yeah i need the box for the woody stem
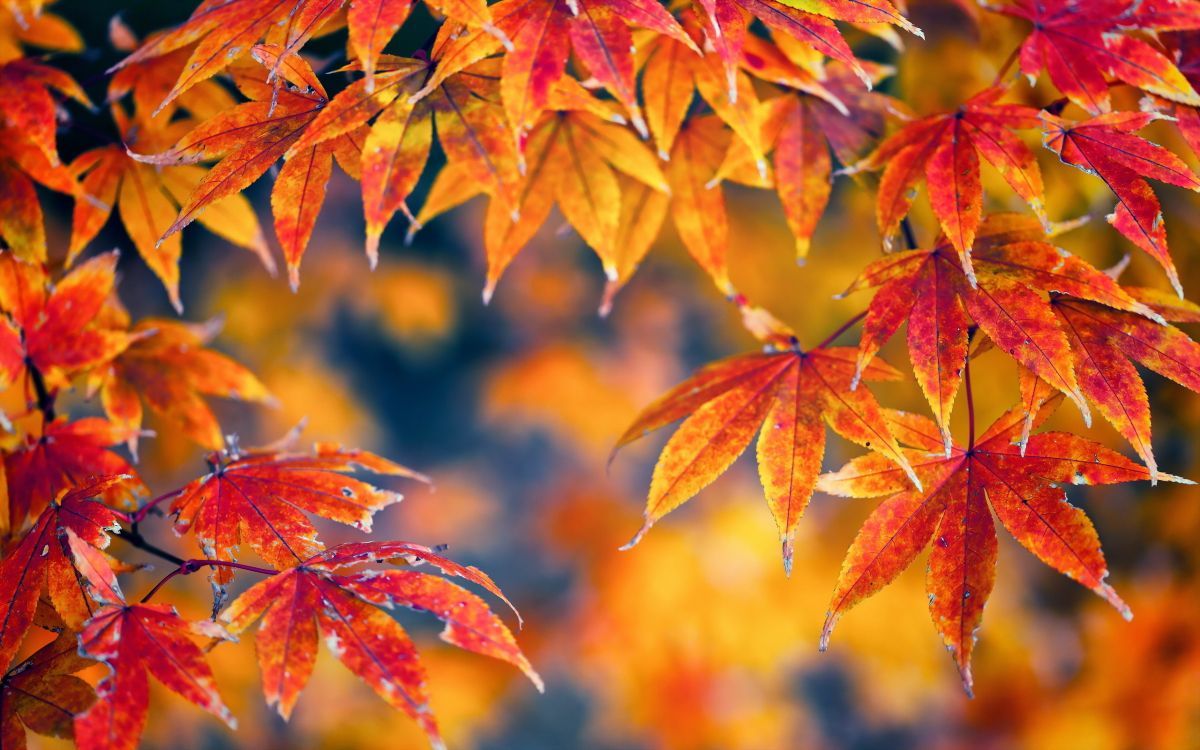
[140,559,277,604]
[25,357,55,424]
[118,524,186,567]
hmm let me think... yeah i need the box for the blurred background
[18,0,1200,748]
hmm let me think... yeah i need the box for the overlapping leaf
[839,213,1161,451]
[0,630,95,750]
[70,109,271,310]
[816,403,1185,695]
[485,0,693,140]
[0,58,87,259]
[1041,111,1200,297]
[479,87,668,301]
[222,541,542,747]
[614,340,920,572]
[109,0,384,114]
[727,56,900,260]
[75,603,235,750]
[3,419,146,531]
[0,252,133,391]
[854,85,1046,279]
[999,0,1200,115]
[1050,294,1200,481]
[95,318,273,453]
[169,440,427,584]
[131,49,342,285]
[693,0,920,103]
[0,476,130,673]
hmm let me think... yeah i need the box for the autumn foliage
[0,0,1199,747]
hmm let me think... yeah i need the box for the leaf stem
[965,344,977,450]
[141,559,277,603]
[992,44,1021,86]
[815,310,868,350]
[900,217,919,250]
[1043,80,1122,116]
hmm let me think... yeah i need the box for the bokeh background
[18,0,1200,747]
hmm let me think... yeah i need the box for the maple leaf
[0,630,95,750]
[816,402,1187,695]
[1041,111,1200,297]
[3,418,146,534]
[368,53,540,272]
[488,0,694,139]
[480,87,668,302]
[693,0,920,104]
[0,476,130,673]
[664,115,735,294]
[106,28,244,124]
[221,541,541,747]
[0,58,87,260]
[999,0,1200,115]
[855,85,1047,280]
[110,0,346,114]
[69,106,273,311]
[95,317,273,453]
[0,58,88,171]
[168,440,428,586]
[634,33,901,286]
[1048,296,1200,482]
[0,4,82,64]
[132,48,363,286]
[725,57,901,260]
[839,213,1163,452]
[0,251,133,391]
[1153,31,1200,159]
[613,339,921,573]
[75,603,236,750]
[111,0,507,116]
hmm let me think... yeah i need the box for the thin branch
[900,217,919,251]
[117,524,186,567]
[128,488,184,524]
[141,559,277,604]
[25,357,55,424]
[815,310,868,350]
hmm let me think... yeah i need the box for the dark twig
[141,559,277,603]
[118,524,186,567]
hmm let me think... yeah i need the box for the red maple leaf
[168,440,428,584]
[222,541,542,747]
[75,603,236,750]
[0,476,131,673]
[816,401,1185,694]
[1041,110,1200,297]
[999,0,1200,115]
